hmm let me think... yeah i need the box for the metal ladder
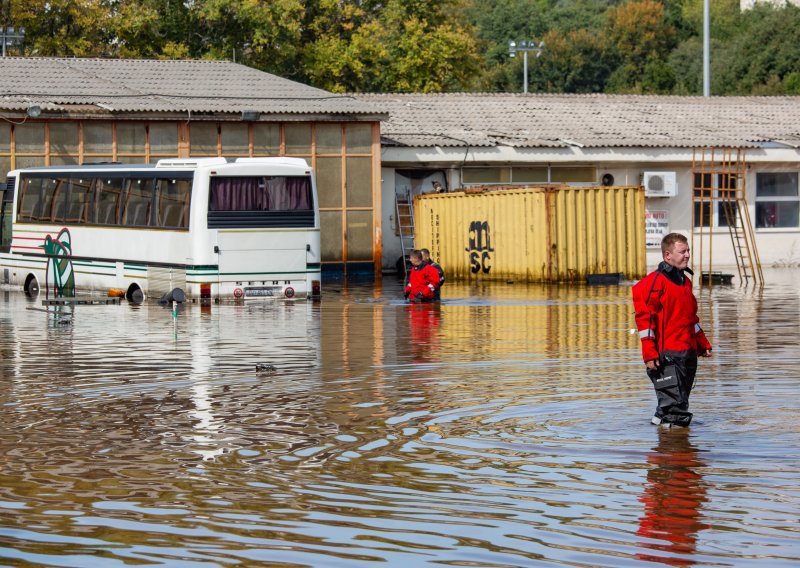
[394,187,415,277]
[692,146,763,286]
[720,197,762,285]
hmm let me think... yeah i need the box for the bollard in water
[159,288,186,305]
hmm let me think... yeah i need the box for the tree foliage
[603,0,676,93]
[303,0,480,92]
[6,0,800,95]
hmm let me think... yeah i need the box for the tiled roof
[352,93,800,149]
[0,58,384,117]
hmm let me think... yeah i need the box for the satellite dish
[601,173,614,186]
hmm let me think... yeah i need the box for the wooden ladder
[692,147,763,286]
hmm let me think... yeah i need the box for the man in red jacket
[632,233,712,427]
[404,249,440,302]
[421,248,445,300]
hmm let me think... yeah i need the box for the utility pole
[703,0,710,96]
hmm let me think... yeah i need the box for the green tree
[304,0,481,92]
[15,0,114,56]
[717,4,800,94]
[194,0,305,77]
[548,0,618,33]
[679,0,741,41]
[603,0,677,93]
[667,35,704,94]
[467,0,550,91]
[14,0,191,58]
[786,72,800,95]
[530,28,612,93]
[107,0,168,58]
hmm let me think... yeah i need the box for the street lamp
[508,39,544,94]
[1,25,24,57]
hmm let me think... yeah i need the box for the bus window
[123,178,156,227]
[49,178,70,222]
[266,177,312,211]
[63,177,93,224]
[26,177,58,222]
[208,175,314,228]
[93,177,125,225]
[17,177,41,222]
[155,178,191,229]
[209,176,312,211]
[210,177,264,212]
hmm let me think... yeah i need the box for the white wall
[379,150,800,276]
[741,0,800,10]
[637,165,800,272]
[380,167,401,271]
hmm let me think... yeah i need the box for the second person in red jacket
[404,249,440,302]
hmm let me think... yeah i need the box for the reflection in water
[0,273,799,566]
[637,428,708,567]
[407,302,442,363]
[188,327,221,461]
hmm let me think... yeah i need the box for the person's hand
[645,359,660,370]
[699,349,712,358]
[415,292,423,299]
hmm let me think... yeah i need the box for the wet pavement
[1,270,799,567]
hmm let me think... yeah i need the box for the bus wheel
[126,284,144,304]
[24,274,39,297]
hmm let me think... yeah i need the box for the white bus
[0,157,321,302]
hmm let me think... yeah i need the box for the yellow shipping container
[414,185,645,282]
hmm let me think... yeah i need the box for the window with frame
[207,175,314,229]
[461,165,595,185]
[123,178,156,227]
[755,172,799,229]
[693,173,739,228]
[93,177,125,225]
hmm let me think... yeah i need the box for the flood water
[1,270,799,567]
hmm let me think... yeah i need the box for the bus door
[216,230,306,298]
[0,179,13,253]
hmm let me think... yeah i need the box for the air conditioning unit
[643,172,677,197]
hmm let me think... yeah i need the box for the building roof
[352,93,800,149]
[0,57,384,119]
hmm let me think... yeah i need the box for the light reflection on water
[1,270,799,567]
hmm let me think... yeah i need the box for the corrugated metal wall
[414,186,645,282]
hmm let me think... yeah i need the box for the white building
[741,0,800,10]
[354,93,800,275]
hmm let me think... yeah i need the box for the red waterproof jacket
[405,263,440,301]
[632,265,712,362]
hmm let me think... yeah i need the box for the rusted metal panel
[550,186,646,281]
[414,186,645,282]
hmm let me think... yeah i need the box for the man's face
[410,256,422,267]
[664,241,690,270]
